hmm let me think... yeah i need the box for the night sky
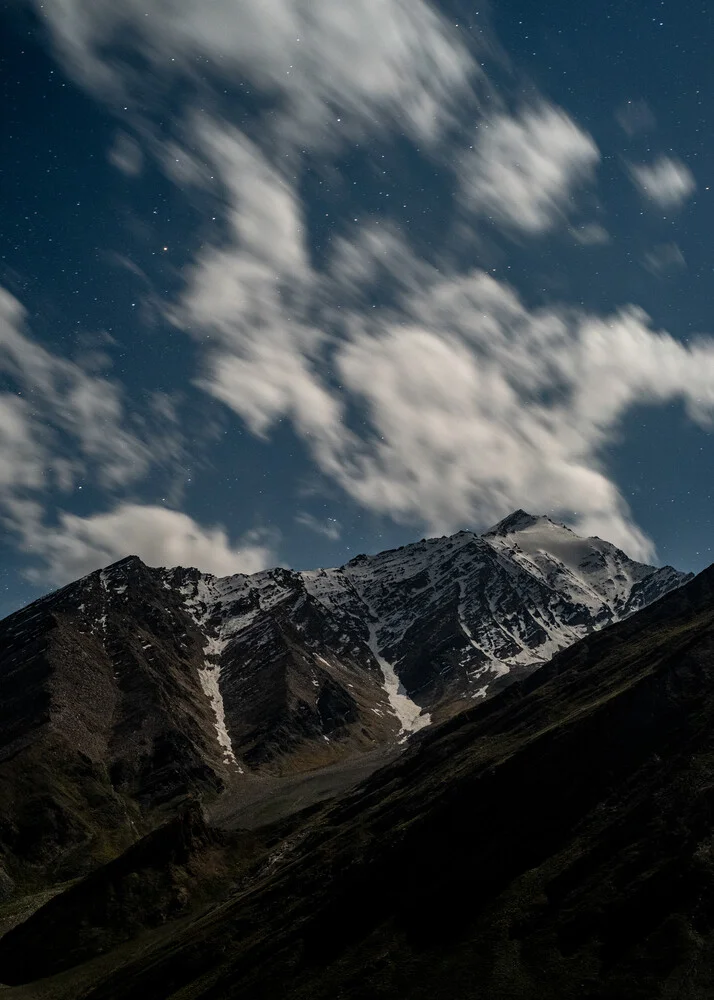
[1,0,713,618]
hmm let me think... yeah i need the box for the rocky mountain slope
[0,512,689,899]
[1,547,713,998]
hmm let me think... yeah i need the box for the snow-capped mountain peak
[480,509,677,618]
[483,509,554,537]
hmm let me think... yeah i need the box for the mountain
[170,509,691,748]
[1,549,713,997]
[0,513,690,900]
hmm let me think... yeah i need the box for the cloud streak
[171,121,350,483]
[643,243,686,276]
[0,288,150,493]
[34,0,476,148]
[295,512,342,541]
[628,155,696,209]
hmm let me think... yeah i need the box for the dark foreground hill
[2,561,714,998]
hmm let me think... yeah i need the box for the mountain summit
[483,507,548,535]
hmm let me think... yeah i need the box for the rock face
[0,513,690,892]
[0,556,227,896]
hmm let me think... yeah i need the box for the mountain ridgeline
[0,512,689,901]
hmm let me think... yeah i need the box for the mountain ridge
[0,512,691,903]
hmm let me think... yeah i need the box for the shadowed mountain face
[0,514,689,902]
[0,556,713,997]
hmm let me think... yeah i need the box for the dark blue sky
[1,0,712,617]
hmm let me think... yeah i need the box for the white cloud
[643,243,686,275]
[295,512,342,541]
[628,155,696,208]
[0,288,150,490]
[0,395,46,493]
[460,104,599,233]
[0,283,277,589]
[0,289,211,590]
[330,270,714,559]
[176,168,714,563]
[107,131,143,175]
[333,295,639,551]
[570,222,610,246]
[171,123,348,479]
[20,503,275,586]
[34,0,475,147]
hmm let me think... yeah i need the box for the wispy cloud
[107,130,143,176]
[643,243,686,276]
[170,121,347,478]
[295,512,342,541]
[570,222,610,246]
[0,288,149,491]
[0,289,241,583]
[460,104,599,233]
[0,394,45,495]
[628,155,696,209]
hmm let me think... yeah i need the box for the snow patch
[365,619,430,734]
[181,580,241,768]
[457,577,482,653]
[198,661,237,765]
